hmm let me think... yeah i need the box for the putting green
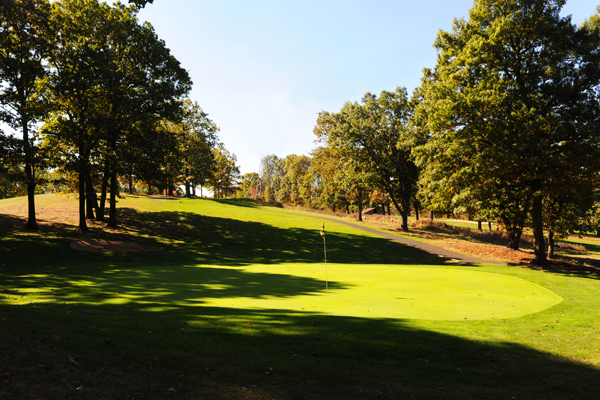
[149,264,562,321]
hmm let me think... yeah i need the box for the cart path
[287,212,511,266]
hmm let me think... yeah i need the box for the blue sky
[51,1,600,175]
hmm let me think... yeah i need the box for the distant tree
[259,154,285,203]
[0,0,53,229]
[278,154,312,205]
[312,110,375,220]
[334,88,420,229]
[239,172,259,199]
[178,100,219,197]
[210,146,240,198]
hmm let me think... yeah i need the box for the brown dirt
[429,240,534,264]
[1,194,163,252]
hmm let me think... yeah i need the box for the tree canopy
[414,0,600,262]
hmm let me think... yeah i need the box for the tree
[178,99,219,197]
[239,172,259,199]
[324,88,420,227]
[0,0,53,229]
[209,146,240,198]
[43,0,191,229]
[258,154,285,202]
[313,111,375,220]
[415,0,600,262]
[128,0,153,8]
[278,154,312,205]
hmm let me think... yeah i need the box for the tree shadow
[212,198,271,209]
[0,300,599,399]
[2,257,350,306]
[117,208,448,266]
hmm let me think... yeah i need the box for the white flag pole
[324,235,328,293]
[320,222,327,294]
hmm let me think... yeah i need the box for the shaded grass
[1,195,600,399]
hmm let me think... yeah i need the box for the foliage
[312,88,420,226]
[415,0,600,261]
[258,154,285,202]
[238,172,259,199]
[209,145,240,198]
[0,0,54,229]
[41,0,191,229]
[277,154,313,205]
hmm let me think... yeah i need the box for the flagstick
[324,236,328,293]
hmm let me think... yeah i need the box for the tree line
[0,0,240,231]
[238,0,600,264]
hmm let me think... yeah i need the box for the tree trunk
[107,170,117,228]
[477,221,482,231]
[415,204,419,221]
[128,174,133,195]
[98,167,109,222]
[597,229,600,237]
[507,229,522,250]
[78,166,88,231]
[547,230,555,258]
[531,195,547,263]
[85,173,96,220]
[23,118,38,230]
[488,222,492,231]
[25,163,38,230]
[430,210,434,220]
[356,187,363,221]
[78,139,88,232]
[185,169,191,197]
[386,203,391,215]
[401,209,409,231]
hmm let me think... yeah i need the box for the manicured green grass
[1,196,600,399]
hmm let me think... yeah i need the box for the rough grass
[1,194,600,399]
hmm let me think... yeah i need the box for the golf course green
[55,264,560,320]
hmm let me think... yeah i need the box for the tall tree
[0,0,53,229]
[313,110,375,220]
[43,0,190,229]
[43,0,114,231]
[239,172,259,199]
[210,146,240,199]
[258,154,285,203]
[278,154,312,205]
[415,0,600,262]
[326,88,419,227]
[178,99,219,197]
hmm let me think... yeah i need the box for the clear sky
[90,1,600,174]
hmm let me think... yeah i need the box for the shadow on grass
[212,197,270,209]
[0,300,599,399]
[116,208,447,266]
[1,255,349,305]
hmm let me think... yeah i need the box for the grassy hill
[1,195,599,399]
